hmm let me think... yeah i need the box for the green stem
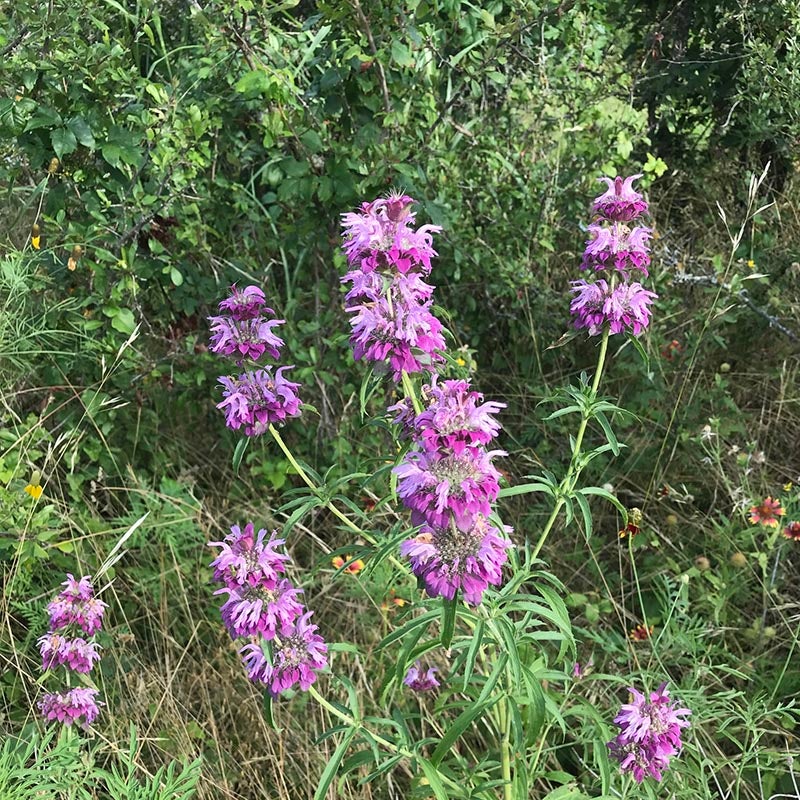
[269,424,364,537]
[401,369,423,415]
[499,694,513,800]
[307,685,464,793]
[530,328,610,561]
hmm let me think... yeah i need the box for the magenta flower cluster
[340,192,446,380]
[211,284,302,435]
[571,175,657,337]
[208,522,328,697]
[37,574,106,728]
[391,378,513,605]
[608,682,691,783]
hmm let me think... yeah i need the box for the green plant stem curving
[269,423,365,537]
[530,327,611,561]
[307,685,463,795]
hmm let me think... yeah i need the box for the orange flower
[748,496,785,527]
[630,624,654,641]
[380,591,407,612]
[331,555,364,575]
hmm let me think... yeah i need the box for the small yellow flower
[24,470,43,499]
[456,357,466,367]
[783,481,793,492]
[24,481,43,500]
[746,259,755,269]
[32,236,41,250]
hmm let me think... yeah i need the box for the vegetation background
[1,0,798,798]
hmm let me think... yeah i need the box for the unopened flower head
[216,579,304,640]
[570,279,657,337]
[208,523,290,589]
[390,378,506,454]
[217,366,302,435]
[399,515,513,604]
[748,496,785,527]
[218,284,270,321]
[404,661,440,692]
[581,224,652,276]
[394,445,504,530]
[38,687,101,728]
[593,175,648,222]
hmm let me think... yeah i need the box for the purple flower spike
[39,687,101,728]
[218,284,270,321]
[47,575,106,635]
[593,175,648,222]
[394,445,504,530]
[341,190,442,273]
[608,682,691,783]
[267,611,329,696]
[39,633,101,674]
[208,523,290,590]
[404,661,440,692]
[570,279,657,337]
[340,192,446,381]
[208,315,286,361]
[581,224,652,277]
[400,515,512,605]
[216,579,304,640]
[241,612,328,697]
[217,366,302,435]
[390,377,506,453]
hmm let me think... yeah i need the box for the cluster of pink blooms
[38,574,106,728]
[391,378,513,606]
[608,682,691,783]
[571,175,657,336]
[208,522,328,697]
[211,284,302,435]
[340,192,446,380]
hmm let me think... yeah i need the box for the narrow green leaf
[441,594,457,649]
[573,492,593,538]
[314,728,357,800]
[462,618,485,691]
[594,411,619,456]
[418,758,450,800]
[498,482,553,499]
[626,332,650,371]
[430,697,497,765]
[232,437,249,475]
